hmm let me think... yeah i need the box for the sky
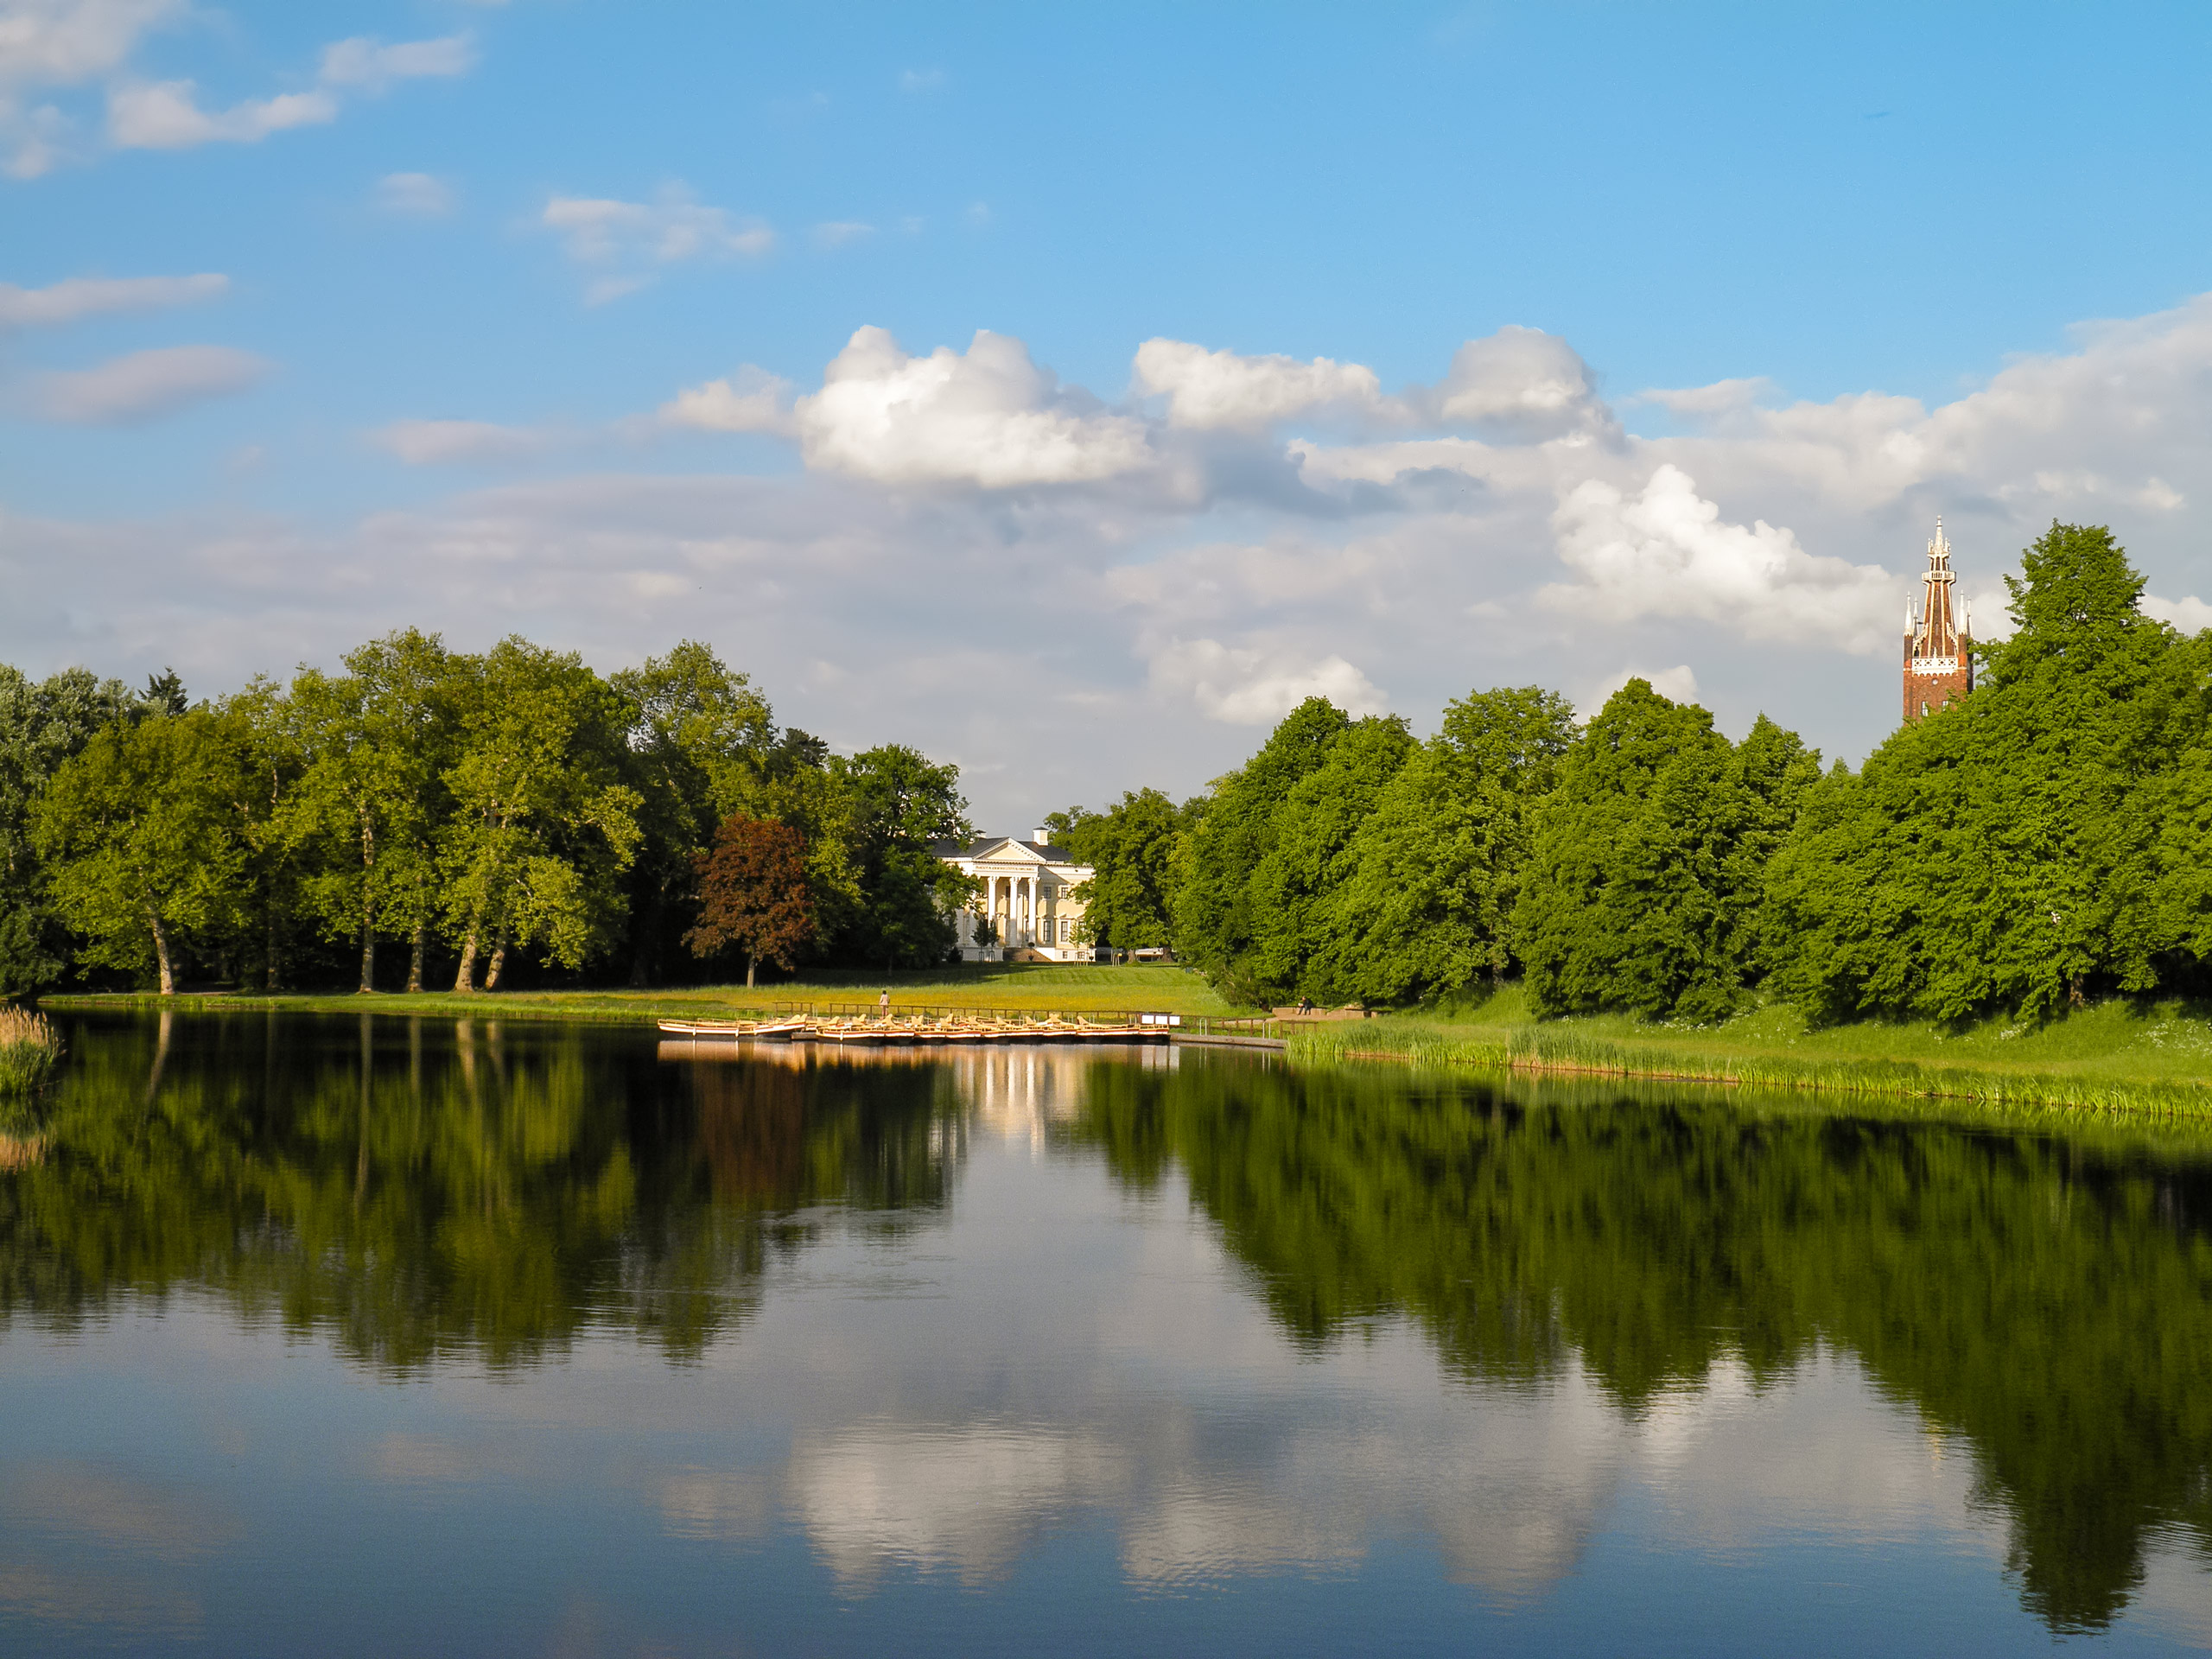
[4,1,2212,829]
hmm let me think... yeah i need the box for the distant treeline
[7,523,2207,1018]
[1055,524,2212,1022]
[0,637,976,997]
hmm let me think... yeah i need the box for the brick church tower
[1903,518,1974,722]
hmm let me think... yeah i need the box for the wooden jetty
[655,1014,1172,1048]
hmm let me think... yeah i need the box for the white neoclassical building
[936,830,1096,963]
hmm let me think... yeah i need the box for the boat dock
[656,1008,1286,1052]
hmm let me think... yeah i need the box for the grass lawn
[37,963,1246,1023]
[1288,984,2212,1116]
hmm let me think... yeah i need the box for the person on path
[879,989,890,1015]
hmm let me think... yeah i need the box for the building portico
[934,830,1096,963]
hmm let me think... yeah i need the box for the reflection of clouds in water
[1,1464,241,1560]
[0,1559,202,1632]
[658,1467,778,1542]
[2132,1542,2212,1649]
[791,1424,1128,1586]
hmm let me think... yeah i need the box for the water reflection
[2,1015,2210,1649]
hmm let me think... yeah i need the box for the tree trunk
[484,925,511,992]
[454,928,480,994]
[747,952,757,989]
[358,814,378,995]
[149,909,175,995]
[407,921,426,994]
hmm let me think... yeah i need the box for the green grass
[37,963,1247,1024]
[1287,985,2212,1116]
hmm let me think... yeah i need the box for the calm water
[3,1014,2210,1656]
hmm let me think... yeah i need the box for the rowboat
[656,1019,805,1039]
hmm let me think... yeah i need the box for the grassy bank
[1287,986,2212,1116]
[36,963,1245,1024]
[0,1007,62,1103]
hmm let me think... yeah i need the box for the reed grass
[0,1007,62,1094]
[1288,1001,2212,1118]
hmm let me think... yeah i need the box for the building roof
[933,835,1077,863]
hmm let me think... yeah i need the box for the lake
[3,1012,2209,1656]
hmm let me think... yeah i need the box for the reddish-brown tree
[686,815,814,987]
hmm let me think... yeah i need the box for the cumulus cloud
[660,367,796,436]
[796,326,1155,489]
[542,185,775,301]
[1580,664,1700,719]
[0,270,224,327]
[1418,325,1617,441]
[373,170,454,217]
[0,0,177,172]
[2143,594,2212,633]
[107,79,334,147]
[1635,377,1775,422]
[29,343,267,423]
[318,35,474,91]
[1144,636,1387,724]
[810,219,873,250]
[1132,338,1394,432]
[1543,464,1902,652]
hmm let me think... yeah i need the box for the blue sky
[7,1,2212,823]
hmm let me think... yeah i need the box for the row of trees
[1058,524,2212,1022]
[0,635,976,997]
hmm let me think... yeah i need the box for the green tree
[1173,697,1363,1003]
[687,815,815,986]
[1326,685,1577,1004]
[1765,524,2208,1023]
[438,639,645,990]
[286,633,465,993]
[1048,787,1192,955]
[1515,683,1815,1021]
[610,641,776,985]
[34,708,251,993]
[0,665,145,995]
[827,744,975,969]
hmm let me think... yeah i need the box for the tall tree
[1515,683,1815,1021]
[1765,524,2207,1022]
[0,664,145,995]
[686,815,814,986]
[35,708,251,994]
[1326,685,1578,1004]
[610,641,776,985]
[1048,788,1192,955]
[438,639,644,991]
[288,632,461,994]
[828,745,975,969]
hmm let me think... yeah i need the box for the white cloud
[1542,464,1901,652]
[29,343,266,423]
[542,186,775,299]
[1580,663,1700,720]
[1132,338,1394,432]
[373,171,454,217]
[368,419,557,466]
[899,67,944,92]
[1635,376,1774,421]
[318,35,474,91]
[0,270,224,327]
[107,79,335,148]
[1420,324,1617,441]
[796,326,1155,489]
[810,219,873,250]
[0,0,175,84]
[660,367,796,436]
[2143,594,2212,634]
[1144,636,1387,724]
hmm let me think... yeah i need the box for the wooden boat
[657,1019,805,1039]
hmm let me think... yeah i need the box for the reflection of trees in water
[1073,1058,2212,1634]
[0,1016,957,1373]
